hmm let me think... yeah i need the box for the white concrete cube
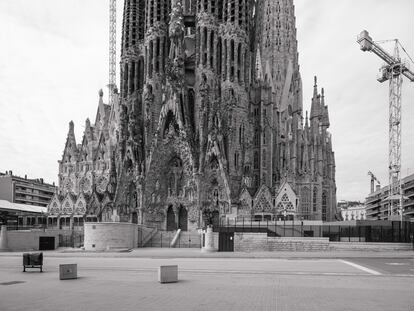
[158,265,178,283]
[59,264,77,280]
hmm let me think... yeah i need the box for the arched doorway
[131,212,138,224]
[166,205,175,231]
[178,206,188,231]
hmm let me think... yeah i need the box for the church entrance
[178,206,188,231]
[131,212,138,224]
[166,205,175,231]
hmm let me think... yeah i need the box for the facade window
[322,191,327,221]
[300,187,311,216]
[254,130,260,147]
[254,152,259,169]
[313,187,318,212]
[234,152,239,169]
[239,126,242,144]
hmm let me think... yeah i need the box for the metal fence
[58,234,84,248]
[214,218,414,243]
[140,230,202,248]
[6,225,47,231]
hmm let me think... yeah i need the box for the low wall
[84,222,139,251]
[233,232,412,252]
[7,230,59,251]
[234,233,330,252]
[329,242,412,251]
[145,230,203,248]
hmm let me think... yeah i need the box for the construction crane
[357,30,414,219]
[367,171,380,194]
[108,0,117,105]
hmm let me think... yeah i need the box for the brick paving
[1,247,413,259]
[0,251,413,311]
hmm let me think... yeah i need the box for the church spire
[313,76,318,98]
[310,76,320,120]
[256,0,298,80]
[255,47,264,81]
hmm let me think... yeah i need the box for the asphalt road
[347,257,414,276]
[0,254,413,311]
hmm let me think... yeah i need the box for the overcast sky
[0,0,413,202]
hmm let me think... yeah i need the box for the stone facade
[48,0,337,230]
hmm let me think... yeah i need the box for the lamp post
[283,209,287,237]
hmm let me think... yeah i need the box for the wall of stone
[234,233,330,252]
[233,232,412,252]
[84,222,138,251]
[7,230,59,251]
[329,242,412,251]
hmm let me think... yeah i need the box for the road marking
[338,260,382,275]
[386,262,408,266]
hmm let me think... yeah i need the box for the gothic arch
[178,205,188,231]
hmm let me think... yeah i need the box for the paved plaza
[0,249,413,311]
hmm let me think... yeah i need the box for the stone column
[0,225,9,251]
[69,216,74,231]
[201,226,217,252]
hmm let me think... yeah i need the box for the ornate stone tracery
[49,0,337,228]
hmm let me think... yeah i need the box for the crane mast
[357,30,414,220]
[108,0,117,105]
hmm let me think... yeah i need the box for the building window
[300,187,311,216]
[313,187,318,212]
[254,130,260,147]
[254,152,259,169]
[234,152,239,169]
[322,191,327,221]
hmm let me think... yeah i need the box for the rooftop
[0,199,47,214]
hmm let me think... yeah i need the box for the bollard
[59,264,78,280]
[158,265,178,283]
[201,226,217,252]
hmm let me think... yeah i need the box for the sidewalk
[0,247,413,259]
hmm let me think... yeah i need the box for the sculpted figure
[144,84,154,125]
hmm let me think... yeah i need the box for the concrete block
[158,265,178,283]
[59,264,77,280]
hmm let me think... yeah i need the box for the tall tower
[120,0,146,100]
[195,0,221,171]
[255,0,302,184]
[144,0,170,139]
[220,0,252,197]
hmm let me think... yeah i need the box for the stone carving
[96,176,108,194]
[52,0,337,228]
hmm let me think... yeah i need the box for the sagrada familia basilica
[48,0,337,231]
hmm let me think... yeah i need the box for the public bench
[23,252,43,272]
